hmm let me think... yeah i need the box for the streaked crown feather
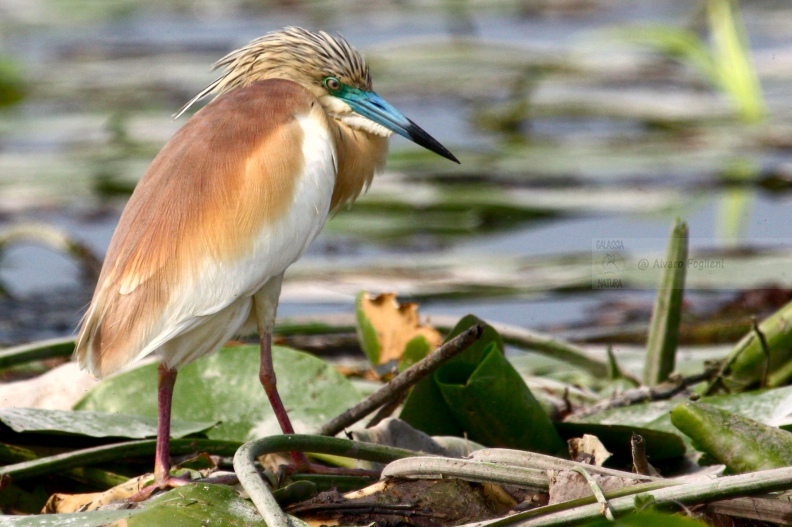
[177,26,371,117]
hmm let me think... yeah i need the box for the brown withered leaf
[357,292,442,366]
[567,434,612,466]
[43,474,152,513]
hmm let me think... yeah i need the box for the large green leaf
[400,315,564,454]
[74,346,361,442]
[435,344,566,454]
[0,407,214,439]
[400,315,503,437]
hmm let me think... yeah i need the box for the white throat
[339,114,393,137]
[320,94,393,138]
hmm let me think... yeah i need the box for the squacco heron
[74,26,457,490]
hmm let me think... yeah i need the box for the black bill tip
[406,119,460,164]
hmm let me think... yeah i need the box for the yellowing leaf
[355,292,442,366]
[43,474,152,513]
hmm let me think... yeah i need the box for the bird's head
[178,26,458,163]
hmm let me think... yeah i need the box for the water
[1,1,791,345]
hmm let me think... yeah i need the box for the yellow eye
[323,77,342,92]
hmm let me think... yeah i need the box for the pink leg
[128,363,187,501]
[258,332,308,466]
[155,362,178,487]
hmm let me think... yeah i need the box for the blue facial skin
[330,82,459,164]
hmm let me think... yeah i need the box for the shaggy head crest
[177,27,371,117]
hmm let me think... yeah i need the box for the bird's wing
[75,80,337,377]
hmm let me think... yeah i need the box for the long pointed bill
[339,89,460,164]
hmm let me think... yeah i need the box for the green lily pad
[124,483,265,526]
[0,510,133,527]
[0,407,215,439]
[74,346,362,442]
[0,484,269,527]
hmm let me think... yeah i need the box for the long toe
[128,474,193,502]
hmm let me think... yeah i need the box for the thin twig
[491,323,638,384]
[365,391,408,428]
[572,367,718,418]
[706,495,792,524]
[233,434,424,526]
[630,434,651,476]
[460,464,792,527]
[382,457,548,490]
[469,449,661,483]
[572,466,615,520]
[316,324,484,437]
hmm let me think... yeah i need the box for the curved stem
[382,457,547,489]
[234,434,426,527]
[462,465,792,527]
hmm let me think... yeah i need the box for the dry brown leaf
[334,364,381,381]
[358,292,442,365]
[257,452,293,473]
[43,474,152,513]
[567,434,612,466]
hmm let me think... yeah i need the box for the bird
[74,26,458,491]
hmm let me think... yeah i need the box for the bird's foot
[274,450,380,479]
[127,474,193,502]
[127,469,240,503]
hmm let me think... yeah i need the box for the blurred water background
[1,0,791,346]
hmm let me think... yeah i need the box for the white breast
[247,112,338,283]
[135,112,338,369]
[190,111,337,309]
